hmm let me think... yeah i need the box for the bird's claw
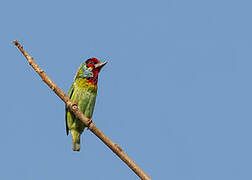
[87,118,93,130]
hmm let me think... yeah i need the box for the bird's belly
[71,87,97,119]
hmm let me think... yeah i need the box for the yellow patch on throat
[75,78,97,91]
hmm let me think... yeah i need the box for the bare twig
[13,40,151,180]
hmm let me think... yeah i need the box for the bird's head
[75,58,107,85]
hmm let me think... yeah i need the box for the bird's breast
[75,78,97,93]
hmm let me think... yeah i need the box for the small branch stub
[72,104,78,110]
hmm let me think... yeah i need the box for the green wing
[65,83,74,135]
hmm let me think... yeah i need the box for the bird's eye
[85,59,92,64]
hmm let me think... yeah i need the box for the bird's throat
[87,71,99,85]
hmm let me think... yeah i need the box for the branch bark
[13,40,151,180]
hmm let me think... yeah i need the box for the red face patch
[85,58,101,85]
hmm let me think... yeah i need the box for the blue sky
[1,0,252,179]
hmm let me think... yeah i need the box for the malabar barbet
[65,58,107,151]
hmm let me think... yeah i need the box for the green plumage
[65,60,100,151]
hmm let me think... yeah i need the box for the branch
[13,40,151,180]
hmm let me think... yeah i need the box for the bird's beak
[94,61,107,69]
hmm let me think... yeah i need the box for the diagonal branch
[13,40,151,180]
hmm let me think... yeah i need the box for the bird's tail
[71,130,81,151]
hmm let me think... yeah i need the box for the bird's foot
[87,118,93,130]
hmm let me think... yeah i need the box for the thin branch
[13,40,151,180]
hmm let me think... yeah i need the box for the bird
[65,58,107,151]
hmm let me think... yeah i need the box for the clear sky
[1,0,252,179]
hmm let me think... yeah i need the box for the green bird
[65,58,107,151]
